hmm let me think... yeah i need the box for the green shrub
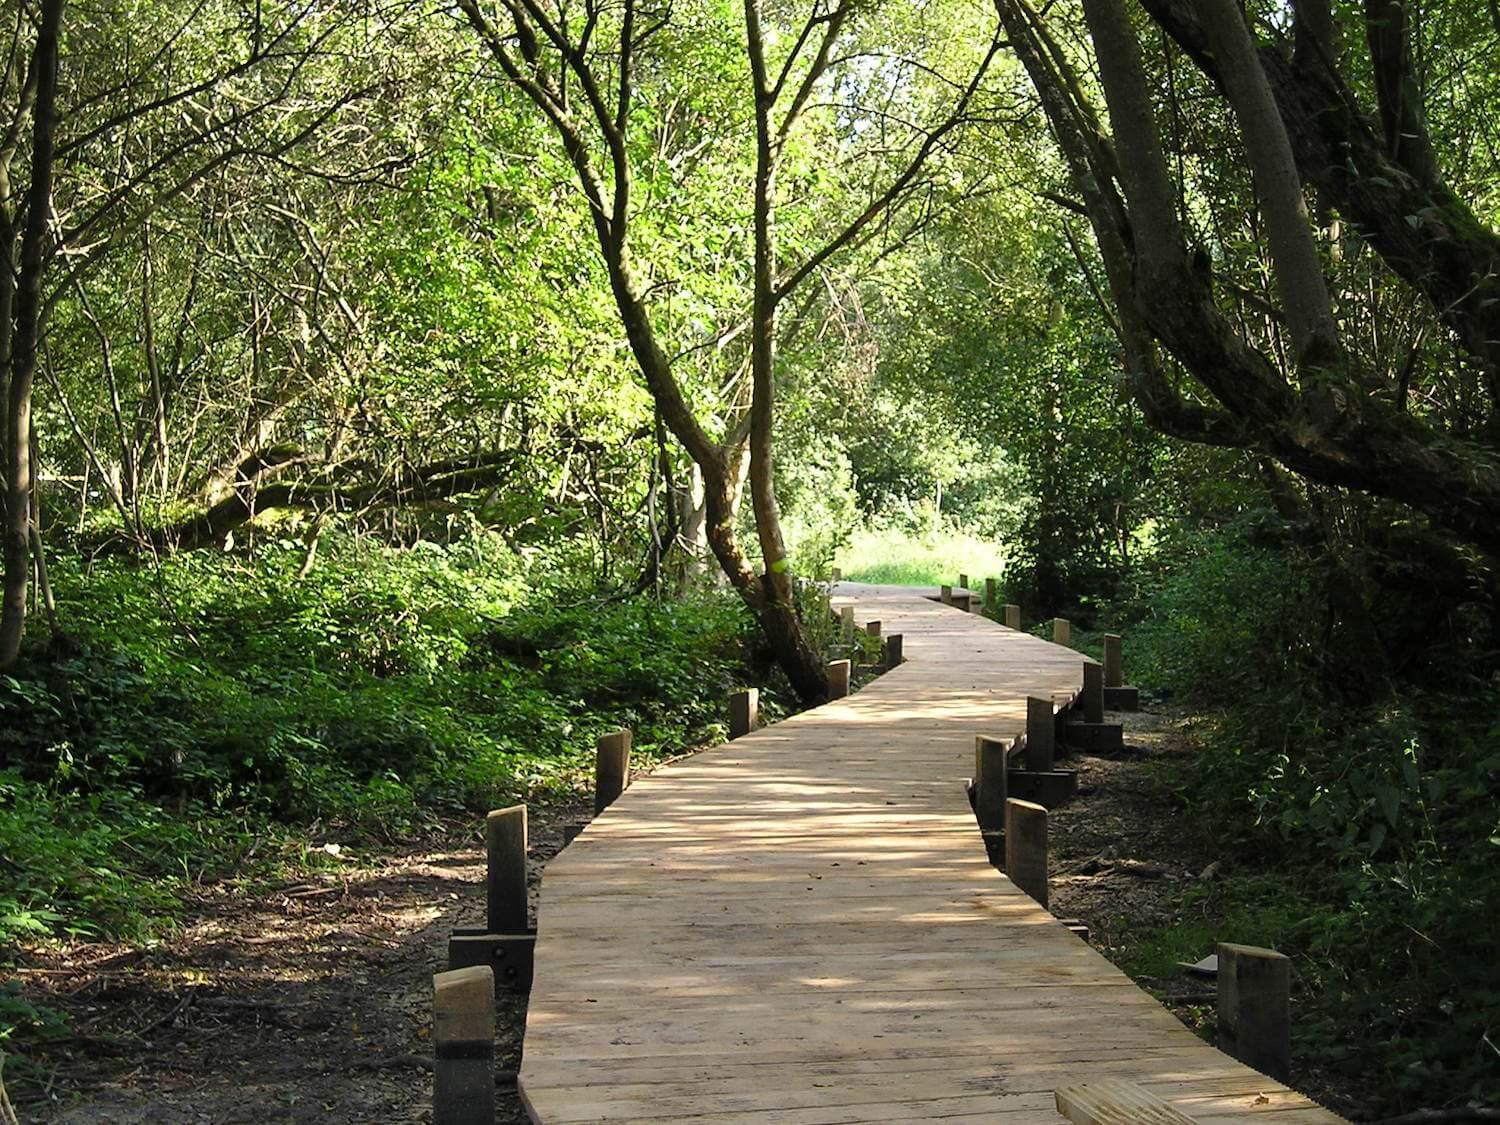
[1163,713,1500,1109]
[0,535,780,947]
[1092,504,1500,1112]
[1119,516,1313,702]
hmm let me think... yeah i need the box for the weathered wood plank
[1056,1080,1196,1124]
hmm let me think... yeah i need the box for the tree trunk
[742,0,829,703]
[1009,0,1500,558]
[1363,0,1439,188]
[0,0,63,671]
[1196,0,1339,365]
[1139,0,1500,410]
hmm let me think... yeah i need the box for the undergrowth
[0,535,785,958]
[1091,513,1500,1115]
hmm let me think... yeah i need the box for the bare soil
[1049,706,1220,997]
[11,799,594,1124]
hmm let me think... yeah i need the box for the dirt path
[14,798,591,1124]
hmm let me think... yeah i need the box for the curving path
[517,584,1346,1123]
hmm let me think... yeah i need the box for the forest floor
[12,705,1360,1124]
[9,794,592,1124]
[1047,708,1358,1121]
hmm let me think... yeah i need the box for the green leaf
[1377,784,1401,826]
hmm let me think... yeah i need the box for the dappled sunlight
[520,587,1345,1124]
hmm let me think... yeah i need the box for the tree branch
[773,33,1002,303]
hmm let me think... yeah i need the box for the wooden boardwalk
[518,585,1345,1123]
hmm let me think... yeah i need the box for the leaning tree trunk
[1003,0,1500,558]
[0,0,63,671]
[697,442,828,701]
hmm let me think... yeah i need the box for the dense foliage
[1083,488,1500,1112]
[0,535,783,945]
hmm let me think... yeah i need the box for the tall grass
[835,527,1007,587]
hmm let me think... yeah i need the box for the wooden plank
[528,1064,1291,1124]
[516,585,1346,1125]
[1056,1080,1197,1124]
[521,1047,1236,1091]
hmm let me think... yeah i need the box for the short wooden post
[1216,943,1291,1082]
[1025,696,1055,771]
[729,688,759,739]
[973,735,1009,832]
[866,620,881,640]
[840,605,855,634]
[1003,604,1021,630]
[939,584,953,604]
[1052,617,1071,645]
[884,634,904,668]
[958,573,970,592]
[984,577,997,608]
[1082,661,1105,724]
[485,805,528,935]
[1004,799,1048,907]
[594,729,631,815]
[826,659,851,699]
[1103,633,1123,688]
[831,566,842,582]
[432,964,495,1125]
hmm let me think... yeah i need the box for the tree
[0,0,385,668]
[456,0,1000,699]
[995,0,1500,558]
[1,0,63,669]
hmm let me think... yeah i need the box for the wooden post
[984,577,997,609]
[1082,661,1105,724]
[866,619,881,640]
[939,584,953,604]
[884,634,904,668]
[432,964,495,1125]
[831,566,842,582]
[827,659,851,699]
[485,805,528,935]
[1103,633,1123,688]
[958,572,970,592]
[1004,799,1048,907]
[1025,696,1055,771]
[1217,943,1291,1082]
[1003,604,1021,630]
[973,735,1009,832]
[840,605,855,634]
[729,688,759,739]
[594,729,631,815]
[1052,617,1071,645]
